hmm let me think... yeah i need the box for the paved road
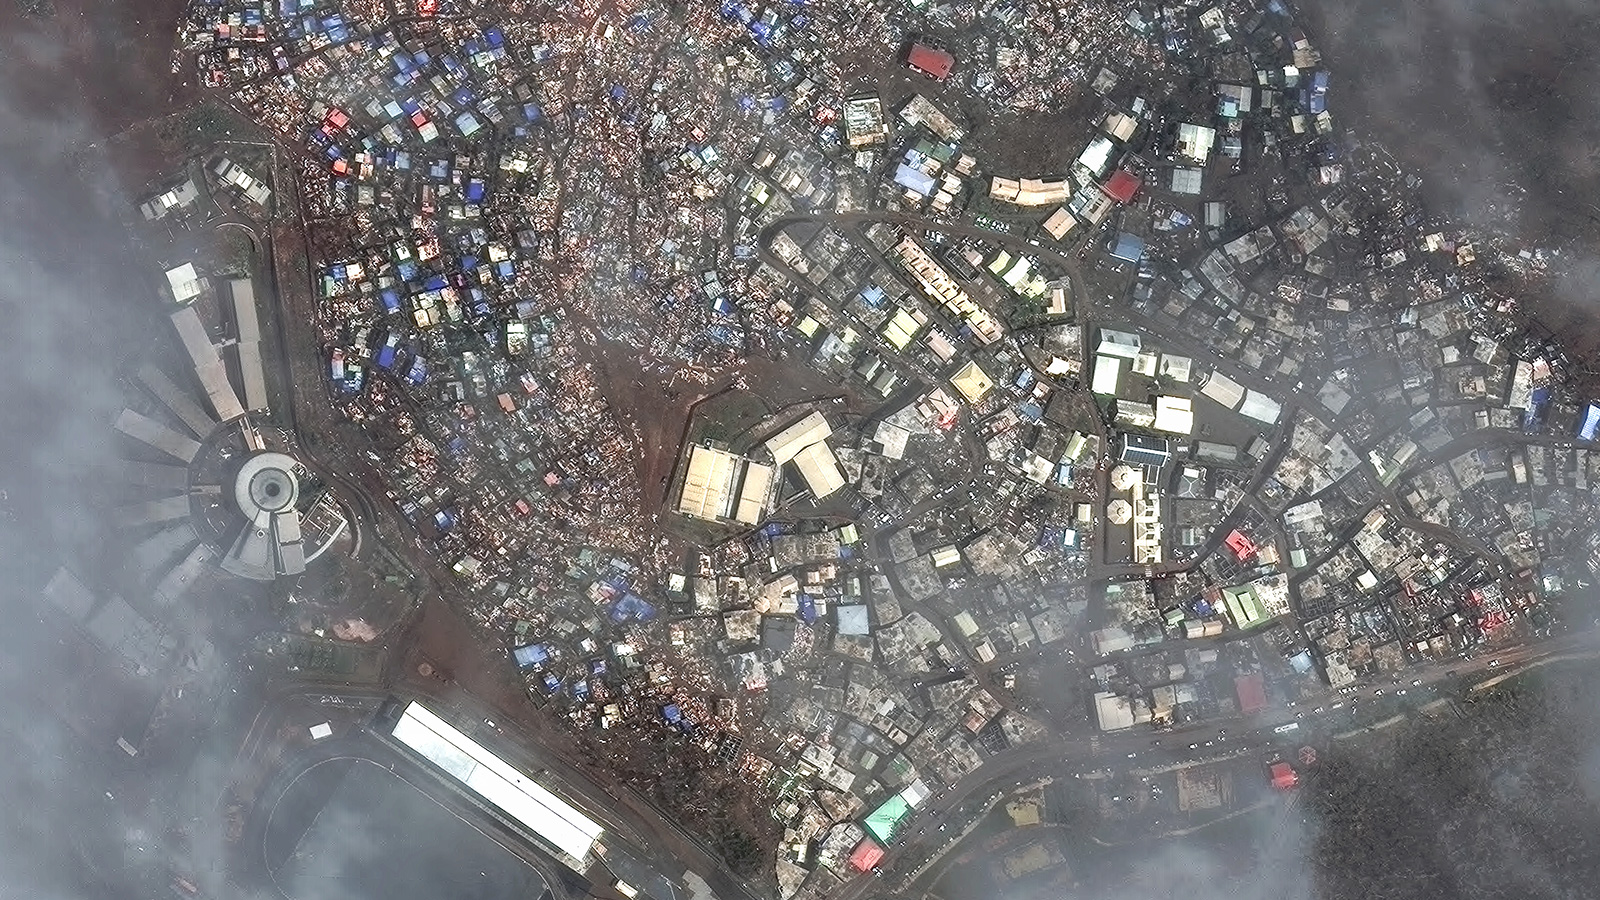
[229,630,1586,900]
[829,629,1598,900]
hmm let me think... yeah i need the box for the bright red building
[907,43,955,81]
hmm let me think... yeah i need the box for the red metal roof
[1235,672,1267,714]
[1270,762,1299,790]
[1225,529,1257,560]
[849,839,885,872]
[907,44,955,80]
[1103,170,1141,203]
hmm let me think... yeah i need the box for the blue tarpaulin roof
[1579,403,1600,441]
[894,163,937,196]
[1111,232,1146,263]
[610,594,658,623]
[512,643,549,667]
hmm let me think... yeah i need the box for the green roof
[1223,584,1268,629]
[863,796,912,843]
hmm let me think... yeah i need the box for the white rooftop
[391,701,603,864]
[165,263,203,303]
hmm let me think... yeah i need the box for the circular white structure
[1110,465,1139,492]
[234,451,301,516]
[1106,499,1133,525]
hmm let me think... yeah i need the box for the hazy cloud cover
[1308,0,1600,235]
[0,23,174,900]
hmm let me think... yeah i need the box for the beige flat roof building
[677,445,772,525]
[765,411,833,464]
[792,442,846,499]
[950,359,994,403]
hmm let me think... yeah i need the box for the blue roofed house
[894,163,937,197]
[1111,232,1146,264]
[1120,433,1171,467]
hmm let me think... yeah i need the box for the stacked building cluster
[168,0,1600,894]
